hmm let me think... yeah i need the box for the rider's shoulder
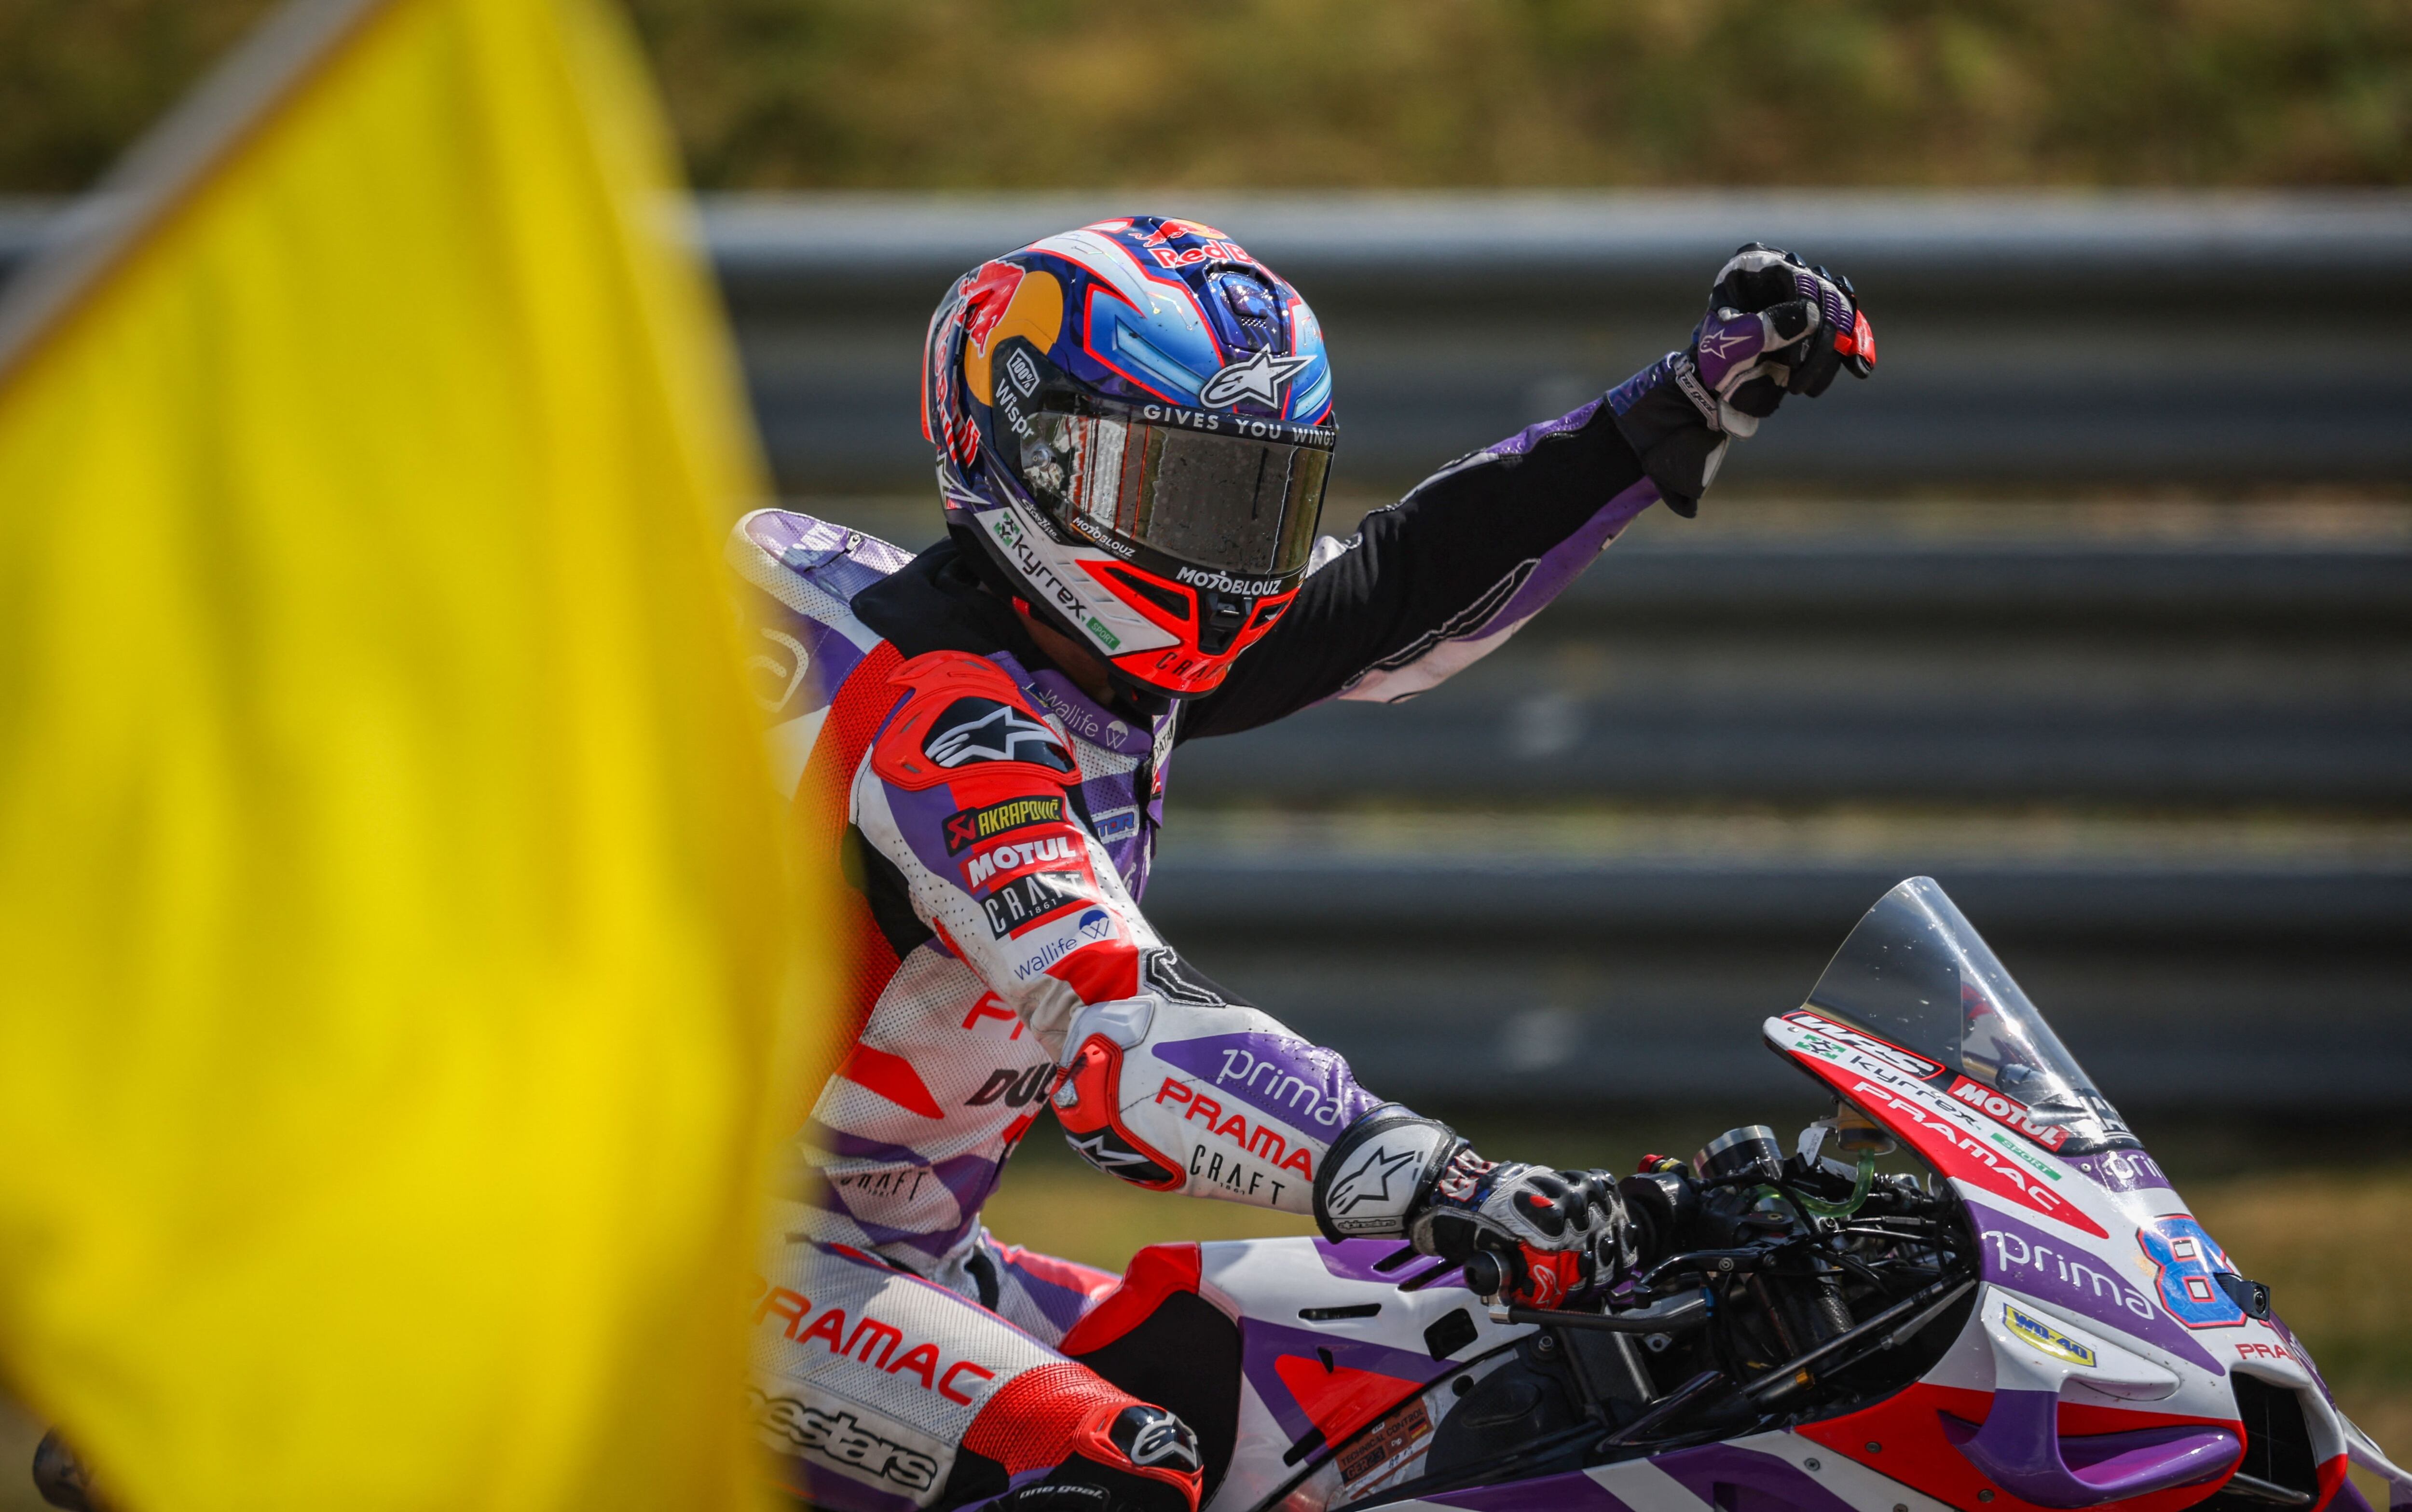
[726,507,916,644]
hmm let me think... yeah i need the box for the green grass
[5,0,2408,193]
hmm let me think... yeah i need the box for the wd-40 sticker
[1781,1010,1943,1080]
[982,870,1090,939]
[943,794,1065,854]
[2138,1215,2248,1329]
[2002,1301,2097,1367]
[962,830,1085,889]
[921,698,1075,773]
[1947,1074,2071,1151]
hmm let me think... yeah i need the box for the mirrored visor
[1015,408,1330,581]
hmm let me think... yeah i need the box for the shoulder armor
[871,651,1081,791]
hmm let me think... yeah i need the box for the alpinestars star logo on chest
[922,699,1075,772]
[1200,347,1315,409]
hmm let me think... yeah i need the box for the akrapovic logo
[1175,564,1284,597]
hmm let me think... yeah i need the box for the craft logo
[1198,347,1315,409]
[2002,1301,2098,1367]
[923,699,1075,772]
[983,869,1089,938]
[944,794,1066,854]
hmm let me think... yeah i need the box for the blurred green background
[3,1,2409,1507]
[2,0,2408,193]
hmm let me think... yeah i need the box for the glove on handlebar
[1312,1108,1636,1306]
[1606,243,1875,517]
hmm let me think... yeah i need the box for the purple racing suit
[732,401,1660,1510]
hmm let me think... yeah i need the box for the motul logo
[964,831,1082,887]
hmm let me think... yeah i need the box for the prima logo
[1175,564,1285,597]
[1199,347,1315,409]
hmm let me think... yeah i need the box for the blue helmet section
[924,215,1335,500]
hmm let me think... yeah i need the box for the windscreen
[1804,876,2136,1154]
[1017,408,1329,579]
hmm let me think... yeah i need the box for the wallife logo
[748,1391,940,1492]
[1175,564,1285,597]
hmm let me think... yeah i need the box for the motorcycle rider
[735,216,1873,1512]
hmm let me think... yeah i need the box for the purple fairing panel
[1238,1316,1453,1444]
[2264,1312,2336,1400]
[1428,1470,1634,1512]
[1945,1389,2240,1508]
[1968,1201,2221,1372]
[1151,1031,1379,1139]
[2067,1149,2177,1196]
[1650,1444,1866,1512]
[2332,1480,2379,1512]
[1311,1237,1464,1290]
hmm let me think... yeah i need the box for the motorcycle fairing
[1767,878,2376,1512]
[1197,1237,1534,1512]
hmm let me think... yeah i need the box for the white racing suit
[734,400,1663,1511]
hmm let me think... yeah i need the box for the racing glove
[1312,1107,1636,1308]
[1607,243,1875,516]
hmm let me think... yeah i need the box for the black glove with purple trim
[1312,1107,1636,1307]
[1606,243,1876,517]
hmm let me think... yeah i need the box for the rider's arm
[847,648,1379,1214]
[1176,401,1660,738]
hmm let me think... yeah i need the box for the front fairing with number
[1767,877,2383,1512]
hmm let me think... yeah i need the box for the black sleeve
[1177,404,1651,742]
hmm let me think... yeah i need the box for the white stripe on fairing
[1587,1456,1715,1512]
[765,705,829,799]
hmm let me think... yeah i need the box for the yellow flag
[0,0,808,1506]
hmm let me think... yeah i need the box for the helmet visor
[1016,408,1330,582]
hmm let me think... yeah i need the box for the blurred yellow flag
[0,0,807,1507]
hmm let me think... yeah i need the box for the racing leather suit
[738,399,1659,1511]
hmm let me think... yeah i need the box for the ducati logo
[1199,347,1315,409]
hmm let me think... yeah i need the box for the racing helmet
[922,216,1336,700]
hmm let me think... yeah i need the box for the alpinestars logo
[1326,1144,1420,1221]
[1199,347,1315,409]
[748,1391,940,1493]
[922,699,1076,772]
[1111,1405,1203,1474]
